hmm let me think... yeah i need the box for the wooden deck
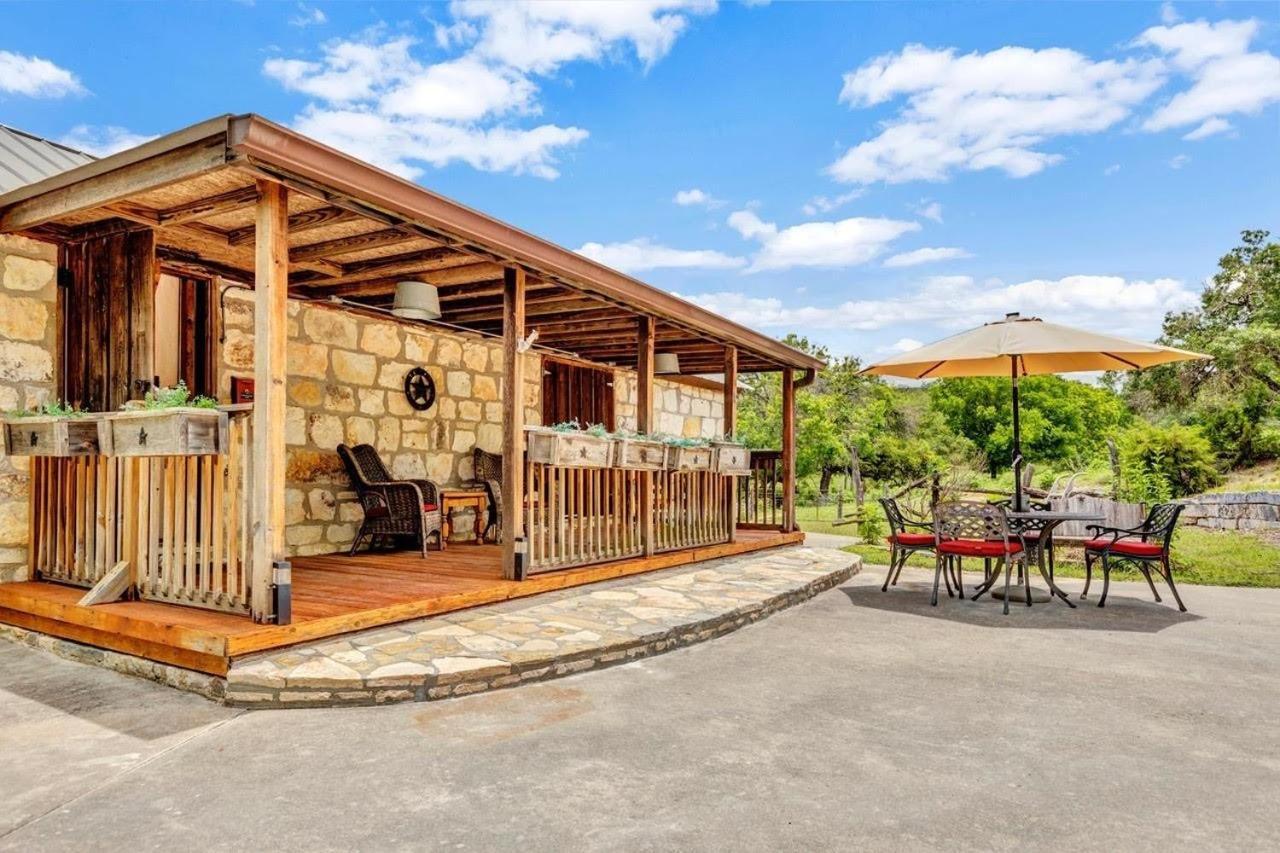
[0,529,803,676]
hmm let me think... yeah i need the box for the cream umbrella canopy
[861,312,1210,510]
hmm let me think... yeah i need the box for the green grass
[839,526,1280,588]
[1208,460,1280,494]
[793,503,864,536]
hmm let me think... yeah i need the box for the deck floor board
[0,530,802,673]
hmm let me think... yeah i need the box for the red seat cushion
[423,503,438,512]
[938,538,1022,558]
[1083,538,1163,557]
[887,533,935,547]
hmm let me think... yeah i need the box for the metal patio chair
[1083,502,1186,611]
[935,501,1027,614]
[338,443,443,557]
[879,497,938,592]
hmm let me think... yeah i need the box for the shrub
[1116,424,1220,502]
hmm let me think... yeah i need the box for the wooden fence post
[637,316,655,555]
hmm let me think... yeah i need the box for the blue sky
[3,1,1278,362]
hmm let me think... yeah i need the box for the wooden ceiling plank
[289,227,424,263]
[158,185,260,226]
[226,205,359,246]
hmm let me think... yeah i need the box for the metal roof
[0,125,95,194]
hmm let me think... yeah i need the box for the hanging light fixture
[654,352,681,374]
[391,280,442,321]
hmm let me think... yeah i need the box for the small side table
[439,488,488,549]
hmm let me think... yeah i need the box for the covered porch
[0,114,820,674]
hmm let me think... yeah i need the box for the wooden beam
[289,227,425,263]
[723,346,738,543]
[157,185,259,226]
[298,257,496,290]
[637,316,655,557]
[501,267,527,580]
[251,181,289,623]
[227,205,357,246]
[298,263,504,298]
[781,367,796,533]
[0,136,229,232]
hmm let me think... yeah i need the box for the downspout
[794,367,817,389]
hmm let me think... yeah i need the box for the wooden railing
[524,463,646,572]
[28,408,254,615]
[654,469,732,552]
[737,450,783,530]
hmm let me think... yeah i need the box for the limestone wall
[614,374,725,439]
[0,235,58,581]
[1179,492,1280,533]
[220,291,541,556]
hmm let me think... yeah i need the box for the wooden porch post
[723,346,738,542]
[251,181,288,622]
[781,367,796,533]
[501,266,526,579]
[637,316,656,556]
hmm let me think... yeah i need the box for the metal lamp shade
[654,352,681,375]
[391,280,442,321]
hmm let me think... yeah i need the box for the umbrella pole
[1011,355,1023,512]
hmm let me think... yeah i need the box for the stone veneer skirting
[0,547,858,708]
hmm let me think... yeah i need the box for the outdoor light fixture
[391,280,442,321]
[655,352,681,374]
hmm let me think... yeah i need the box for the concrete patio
[3,565,1278,850]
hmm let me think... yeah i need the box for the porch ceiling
[0,114,822,375]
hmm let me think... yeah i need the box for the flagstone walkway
[227,545,858,708]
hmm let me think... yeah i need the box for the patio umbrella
[860,312,1209,511]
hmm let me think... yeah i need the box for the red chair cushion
[1083,538,1163,557]
[888,533,935,547]
[423,503,439,513]
[938,539,1022,558]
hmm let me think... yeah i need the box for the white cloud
[289,3,327,27]
[802,189,863,216]
[883,247,971,268]
[679,273,1198,340]
[1182,117,1232,140]
[265,3,712,180]
[1160,3,1181,26]
[890,337,924,353]
[457,0,716,75]
[830,43,1165,185]
[575,238,744,273]
[0,50,85,98]
[1104,163,1122,176]
[673,187,720,207]
[727,209,919,272]
[58,125,155,157]
[1168,153,1190,169]
[913,200,943,223]
[732,207,921,270]
[1137,18,1280,134]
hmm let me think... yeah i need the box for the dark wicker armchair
[466,447,502,543]
[338,443,443,557]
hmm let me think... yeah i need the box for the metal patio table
[980,510,1103,607]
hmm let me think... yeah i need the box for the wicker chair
[466,447,502,543]
[1083,502,1186,611]
[935,501,1026,614]
[338,443,443,557]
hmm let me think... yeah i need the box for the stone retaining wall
[1179,492,1280,533]
[0,235,58,582]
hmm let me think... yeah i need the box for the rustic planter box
[524,428,613,468]
[611,437,667,470]
[711,442,751,475]
[2,416,105,457]
[664,445,713,471]
[103,408,228,457]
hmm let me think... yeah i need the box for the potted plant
[662,435,713,471]
[102,382,227,457]
[524,421,613,468]
[2,400,105,457]
[711,434,751,475]
[611,431,667,470]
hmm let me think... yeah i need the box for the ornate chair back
[934,500,1011,543]
[1141,502,1184,550]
